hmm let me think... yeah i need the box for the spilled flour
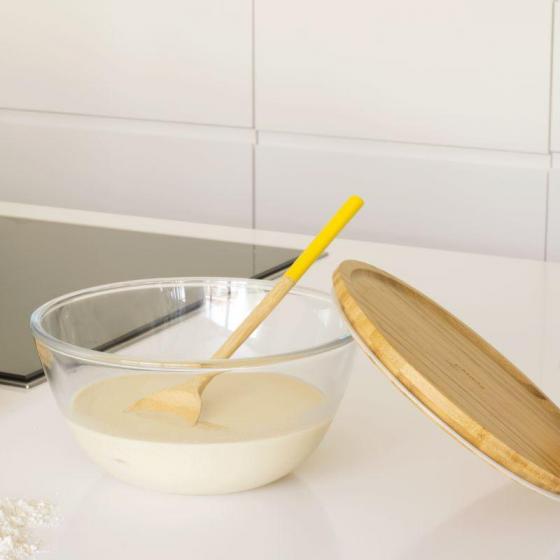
[0,499,58,560]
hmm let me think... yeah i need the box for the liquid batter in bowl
[69,372,330,494]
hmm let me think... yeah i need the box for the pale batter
[69,372,330,494]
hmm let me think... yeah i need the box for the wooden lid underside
[333,260,560,495]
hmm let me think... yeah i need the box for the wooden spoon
[126,195,364,424]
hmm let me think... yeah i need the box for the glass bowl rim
[30,276,354,372]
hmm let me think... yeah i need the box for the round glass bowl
[30,277,355,494]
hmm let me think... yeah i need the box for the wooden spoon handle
[209,195,363,363]
[126,197,363,424]
[211,276,294,359]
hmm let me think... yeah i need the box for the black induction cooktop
[0,217,300,388]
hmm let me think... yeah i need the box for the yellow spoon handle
[284,195,364,283]
[212,195,364,360]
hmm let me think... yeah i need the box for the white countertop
[2,201,560,559]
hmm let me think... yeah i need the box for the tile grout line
[251,0,257,230]
[251,0,256,131]
[544,1,557,260]
[0,107,255,144]
[0,106,253,133]
[252,138,257,230]
[258,129,551,160]
[544,172,551,261]
[0,105,551,166]
[548,1,557,152]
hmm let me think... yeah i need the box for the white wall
[0,0,558,260]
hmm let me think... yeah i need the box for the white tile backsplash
[0,116,253,227]
[255,0,552,153]
[0,0,252,127]
[1,0,559,260]
[255,143,548,259]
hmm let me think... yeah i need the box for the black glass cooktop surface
[0,217,300,388]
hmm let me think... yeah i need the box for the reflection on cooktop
[0,217,300,388]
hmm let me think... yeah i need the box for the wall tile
[0,0,252,127]
[256,142,548,259]
[0,114,253,227]
[256,0,551,152]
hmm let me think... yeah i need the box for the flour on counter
[0,498,58,560]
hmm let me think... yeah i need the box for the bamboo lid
[333,260,560,497]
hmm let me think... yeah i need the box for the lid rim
[333,259,560,499]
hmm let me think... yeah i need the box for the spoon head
[126,383,203,425]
